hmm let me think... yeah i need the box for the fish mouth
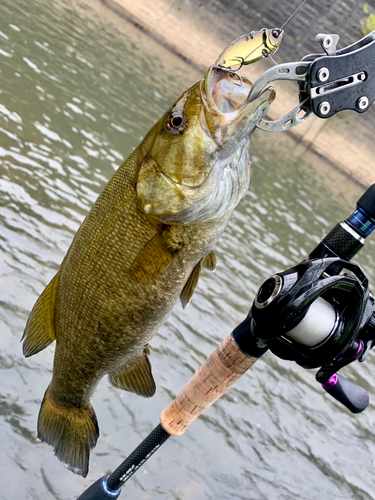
[201,65,275,141]
[203,65,253,117]
[204,66,253,115]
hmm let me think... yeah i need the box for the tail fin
[38,386,99,477]
[22,273,60,357]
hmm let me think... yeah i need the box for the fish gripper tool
[248,31,375,132]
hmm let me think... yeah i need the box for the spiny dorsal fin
[202,250,217,271]
[22,272,59,357]
[180,260,202,309]
[130,226,183,283]
[108,347,156,398]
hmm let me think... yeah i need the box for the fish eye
[272,29,282,39]
[167,111,186,134]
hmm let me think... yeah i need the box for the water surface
[1,1,375,499]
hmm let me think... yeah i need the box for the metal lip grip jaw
[247,31,375,132]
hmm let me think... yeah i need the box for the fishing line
[267,53,279,66]
[248,0,309,67]
[268,1,309,68]
[280,0,309,30]
[240,0,310,71]
[285,297,337,347]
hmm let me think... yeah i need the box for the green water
[1,0,375,499]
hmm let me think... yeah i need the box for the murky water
[1,0,375,499]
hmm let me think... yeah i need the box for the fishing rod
[77,186,375,500]
[77,31,375,500]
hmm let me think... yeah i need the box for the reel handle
[322,373,369,413]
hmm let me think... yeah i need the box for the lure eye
[272,29,282,39]
[167,111,186,133]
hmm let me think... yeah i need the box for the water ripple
[1,0,375,498]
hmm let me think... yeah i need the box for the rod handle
[160,334,256,436]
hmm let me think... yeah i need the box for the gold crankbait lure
[215,28,283,70]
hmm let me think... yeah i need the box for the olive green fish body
[22,68,275,476]
[51,147,230,406]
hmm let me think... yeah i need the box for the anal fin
[22,272,59,357]
[108,347,156,398]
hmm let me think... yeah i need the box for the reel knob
[322,373,369,413]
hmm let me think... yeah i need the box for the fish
[215,28,283,70]
[22,63,275,477]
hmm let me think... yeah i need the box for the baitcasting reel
[233,183,375,413]
[251,256,374,413]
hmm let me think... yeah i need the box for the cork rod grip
[160,334,256,436]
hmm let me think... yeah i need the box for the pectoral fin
[202,250,217,271]
[131,226,183,283]
[22,272,59,357]
[108,347,156,398]
[180,260,202,309]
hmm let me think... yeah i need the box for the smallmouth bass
[22,64,275,477]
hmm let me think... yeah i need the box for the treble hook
[218,56,246,72]
[213,65,244,86]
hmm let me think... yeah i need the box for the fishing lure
[215,0,309,71]
[215,28,283,70]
